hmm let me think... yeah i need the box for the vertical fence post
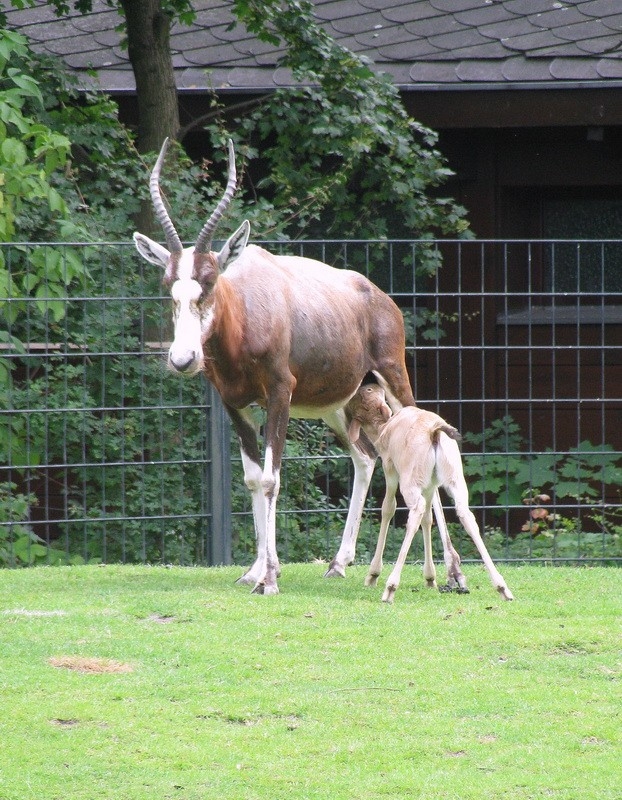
[207,382,232,565]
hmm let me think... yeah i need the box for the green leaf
[47,186,67,214]
[1,137,27,166]
[6,68,43,102]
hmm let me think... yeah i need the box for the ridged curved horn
[149,138,183,254]
[195,139,237,254]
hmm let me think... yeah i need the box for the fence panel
[1,240,620,567]
[1,242,230,567]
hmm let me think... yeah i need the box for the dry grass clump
[48,656,134,674]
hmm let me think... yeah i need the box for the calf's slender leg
[365,465,399,587]
[419,496,437,589]
[432,491,468,592]
[382,494,427,604]
[445,479,514,601]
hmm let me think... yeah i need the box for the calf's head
[133,138,250,376]
[347,383,392,444]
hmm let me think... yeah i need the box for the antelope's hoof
[364,574,379,587]
[324,561,346,579]
[252,582,279,596]
[498,586,514,601]
[236,571,256,586]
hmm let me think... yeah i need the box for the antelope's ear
[133,232,170,269]
[217,220,250,269]
[348,418,362,444]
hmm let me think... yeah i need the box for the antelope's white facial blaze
[167,251,214,375]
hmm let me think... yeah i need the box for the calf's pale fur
[347,384,514,603]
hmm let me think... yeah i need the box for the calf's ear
[348,419,362,443]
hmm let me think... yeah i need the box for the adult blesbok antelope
[133,139,451,594]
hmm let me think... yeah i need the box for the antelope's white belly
[289,398,352,420]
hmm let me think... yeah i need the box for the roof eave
[395,80,622,91]
[89,77,622,95]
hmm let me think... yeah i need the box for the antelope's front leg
[250,385,292,595]
[250,443,281,595]
[236,450,269,586]
[228,408,276,589]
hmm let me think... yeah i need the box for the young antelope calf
[347,384,514,603]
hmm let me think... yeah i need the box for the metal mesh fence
[1,242,222,567]
[1,239,620,567]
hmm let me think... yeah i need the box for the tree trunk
[121,0,180,154]
[120,0,180,235]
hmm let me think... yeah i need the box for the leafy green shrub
[0,482,41,566]
[454,416,621,562]
[0,481,78,566]
[10,312,211,565]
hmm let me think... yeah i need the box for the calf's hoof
[381,586,397,603]
[440,584,470,594]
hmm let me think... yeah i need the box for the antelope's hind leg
[323,410,376,578]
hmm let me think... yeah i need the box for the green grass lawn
[0,564,620,800]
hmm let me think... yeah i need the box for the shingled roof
[4,0,622,93]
